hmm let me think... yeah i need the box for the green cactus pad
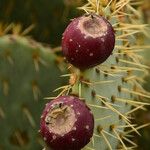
[0,35,66,150]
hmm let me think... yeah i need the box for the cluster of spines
[46,0,150,149]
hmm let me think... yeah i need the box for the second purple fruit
[40,96,94,150]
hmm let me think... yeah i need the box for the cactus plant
[0,35,67,150]
[42,0,150,149]
[0,0,149,150]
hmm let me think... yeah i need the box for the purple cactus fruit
[62,14,115,70]
[40,96,94,150]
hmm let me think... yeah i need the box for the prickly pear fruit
[40,96,94,150]
[62,14,115,69]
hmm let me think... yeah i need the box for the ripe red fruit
[62,14,115,70]
[40,96,94,150]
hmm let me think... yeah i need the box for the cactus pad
[0,35,66,150]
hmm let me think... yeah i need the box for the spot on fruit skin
[62,14,115,70]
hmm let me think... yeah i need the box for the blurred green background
[0,0,150,150]
[0,0,83,46]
